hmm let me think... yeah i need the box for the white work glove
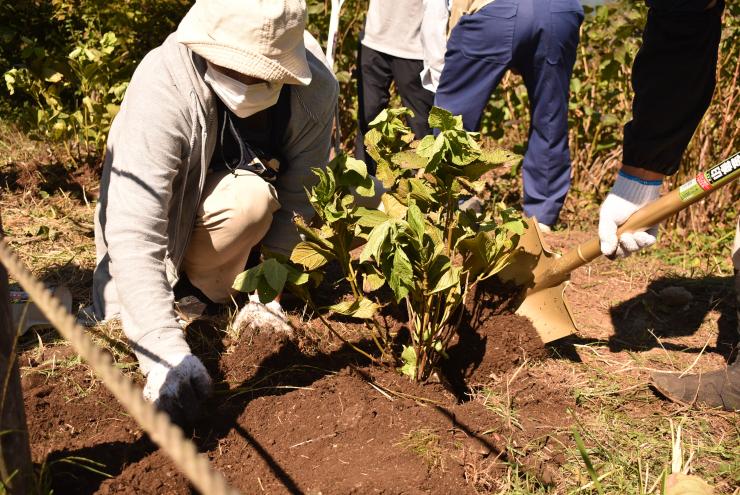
[142,353,212,428]
[599,171,662,258]
[231,294,293,334]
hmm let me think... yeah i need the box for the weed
[397,428,446,470]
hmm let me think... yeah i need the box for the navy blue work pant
[435,0,583,226]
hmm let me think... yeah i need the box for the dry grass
[3,122,738,493]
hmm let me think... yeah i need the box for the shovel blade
[499,219,578,343]
[515,282,577,343]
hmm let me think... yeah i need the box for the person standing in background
[435,0,584,230]
[355,0,435,173]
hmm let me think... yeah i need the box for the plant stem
[307,297,378,364]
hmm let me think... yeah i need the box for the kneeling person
[92,0,338,424]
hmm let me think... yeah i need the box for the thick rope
[0,239,241,495]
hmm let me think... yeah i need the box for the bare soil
[21,292,567,494]
[8,146,737,493]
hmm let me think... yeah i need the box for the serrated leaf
[232,266,262,293]
[360,221,391,263]
[399,345,417,378]
[382,194,408,219]
[262,258,288,293]
[429,265,461,294]
[389,248,413,302]
[355,207,390,228]
[391,150,427,169]
[406,203,425,242]
[502,220,525,236]
[328,298,379,320]
[428,106,461,131]
[256,276,279,303]
[290,241,334,270]
[363,272,386,292]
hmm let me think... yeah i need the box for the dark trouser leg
[355,44,393,172]
[434,2,513,131]
[735,218,740,359]
[623,0,724,175]
[518,7,581,226]
[390,57,435,139]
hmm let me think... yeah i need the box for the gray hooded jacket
[93,33,338,372]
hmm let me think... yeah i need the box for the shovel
[499,152,740,344]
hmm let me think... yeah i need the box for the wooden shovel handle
[547,154,740,282]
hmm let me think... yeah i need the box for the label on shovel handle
[679,152,740,202]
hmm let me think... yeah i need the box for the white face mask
[204,63,282,118]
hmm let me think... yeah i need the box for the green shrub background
[2,0,737,232]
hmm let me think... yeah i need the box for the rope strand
[0,239,240,495]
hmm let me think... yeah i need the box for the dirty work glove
[142,354,212,428]
[598,170,662,258]
[232,294,292,334]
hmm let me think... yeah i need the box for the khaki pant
[183,170,280,303]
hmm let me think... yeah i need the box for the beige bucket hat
[177,0,312,85]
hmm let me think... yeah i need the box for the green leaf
[362,272,386,292]
[502,220,525,236]
[406,203,425,242]
[416,133,445,159]
[391,150,427,169]
[343,156,368,178]
[286,266,310,286]
[262,258,288,293]
[445,130,481,166]
[478,147,520,165]
[256,276,279,303]
[399,345,417,378]
[360,221,391,263]
[429,265,461,294]
[408,178,436,204]
[382,194,408,219]
[389,248,413,302]
[375,159,399,188]
[232,266,262,293]
[354,176,376,198]
[44,72,63,83]
[290,241,334,270]
[458,231,492,276]
[355,207,390,228]
[328,298,379,319]
[428,106,462,131]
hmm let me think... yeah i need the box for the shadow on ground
[42,319,375,494]
[608,274,738,361]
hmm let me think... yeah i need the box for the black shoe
[651,361,740,412]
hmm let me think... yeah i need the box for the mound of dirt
[22,280,567,494]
